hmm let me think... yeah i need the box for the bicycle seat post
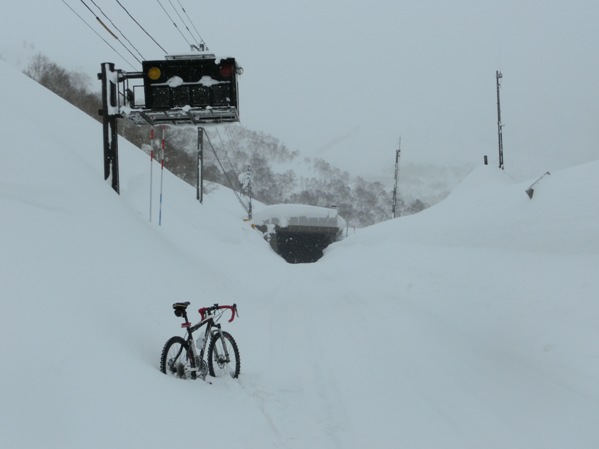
[183,307,193,328]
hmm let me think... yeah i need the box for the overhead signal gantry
[98,51,242,193]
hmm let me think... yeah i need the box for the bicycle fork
[211,327,231,364]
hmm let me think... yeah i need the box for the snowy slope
[2,59,599,449]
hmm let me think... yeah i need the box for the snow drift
[2,59,599,449]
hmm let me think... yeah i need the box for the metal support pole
[391,138,401,218]
[496,70,504,170]
[100,62,120,193]
[197,127,204,203]
[159,126,165,226]
[246,165,252,220]
[149,126,155,222]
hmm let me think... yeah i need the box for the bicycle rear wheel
[160,336,197,380]
[207,331,240,378]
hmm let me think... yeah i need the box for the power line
[214,126,252,215]
[215,126,239,173]
[61,0,136,69]
[116,0,168,54]
[167,0,201,49]
[77,0,115,36]
[175,0,208,49]
[204,131,250,214]
[156,0,192,48]
[78,0,142,64]
[89,0,145,61]
[224,124,245,160]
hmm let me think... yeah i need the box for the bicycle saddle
[172,301,190,309]
[172,301,190,317]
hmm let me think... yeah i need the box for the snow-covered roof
[164,52,216,60]
[252,204,346,229]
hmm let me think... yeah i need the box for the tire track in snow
[237,269,352,448]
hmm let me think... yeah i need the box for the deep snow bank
[327,163,599,255]
[2,58,599,449]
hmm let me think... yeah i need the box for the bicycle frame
[178,304,237,377]
[183,317,229,374]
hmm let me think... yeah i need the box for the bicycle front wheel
[160,336,197,380]
[207,331,240,378]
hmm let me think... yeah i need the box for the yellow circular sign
[147,67,162,81]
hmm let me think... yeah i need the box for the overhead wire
[204,130,250,214]
[167,0,201,49]
[116,0,168,54]
[156,0,192,48]
[214,126,251,213]
[89,0,145,61]
[224,124,245,161]
[78,0,142,64]
[78,0,118,39]
[175,0,208,49]
[215,126,243,176]
[61,0,136,69]
[65,0,210,70]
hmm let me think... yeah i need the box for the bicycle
[160,302,241,380]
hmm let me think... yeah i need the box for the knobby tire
[160,336,197,380]
[207,331,240,378]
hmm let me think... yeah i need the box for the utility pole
[196,127,204,203]
[240,165,253,220]
[496,70,504,170]
[391,138,401,219]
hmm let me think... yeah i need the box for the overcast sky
[1,0,597,181]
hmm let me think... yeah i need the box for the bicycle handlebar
[198,303,238,323]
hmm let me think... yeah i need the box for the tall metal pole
[197,127,204,203]
[496,70,504,170]
[239,165,253,220]
[149,126,155,222]
[246,165,252,220]
[391,137,401,219]
[158,126,165,226]
[99,62,120,193]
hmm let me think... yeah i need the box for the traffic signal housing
[141,54,240,123]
